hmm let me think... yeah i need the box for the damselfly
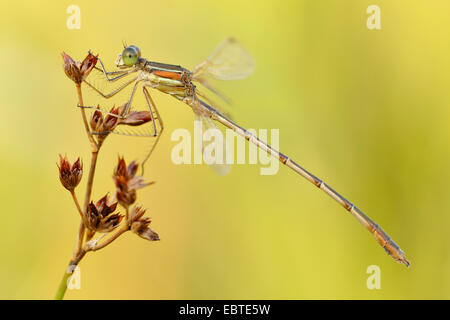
[80,38,409,266]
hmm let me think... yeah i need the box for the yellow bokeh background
[1,0,450,299]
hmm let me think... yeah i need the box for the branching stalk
[56,52,158,299]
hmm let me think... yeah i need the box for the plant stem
[54,268,71,300]
[84,150,99,210]
[79,149,99,245]
[76,84,98,152]
[72,222,86,261]
[70,190,83,220]
[88,224,129,252]
[55,250,86,300]
[72,86,100,261]
[56,84,101,300]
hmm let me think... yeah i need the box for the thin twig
[86,224,129,252]
[76,84,98,152]
[72,221,85,262]
[70,190,83,221]
[83,150,99,210]
[72,87,100,260]
[56,84,101,300]
[82,150,99,246]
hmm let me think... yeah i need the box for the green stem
[54,251,85,300]
[54,268,71,300]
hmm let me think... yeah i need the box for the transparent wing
[195,112,231,176]
[84,66,162,172]
[195,78,232,105]
[112,116,159,138]
[84,66,137,98]
[195,88,233,120]
[88,102,162,173]
[113,102,162,171]
[193,38,255,81]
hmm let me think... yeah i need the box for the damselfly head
[116,45,141,68]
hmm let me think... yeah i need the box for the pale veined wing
[113,101,163,172]
[194,112,231,176]
[88,102,162,173]
[193,38,255,81]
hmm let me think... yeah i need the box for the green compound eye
[122,46,140,66]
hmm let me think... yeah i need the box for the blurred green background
[0,0,449,299]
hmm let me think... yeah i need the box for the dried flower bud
[57,155,83,191]
[99,102,152,127]
[90,107,103,131]
[86,195,123,233]
[62,52,82,84]
[129,205,147,224]
[131,217,159,241]
[79,52,98,80]
[128,176,152,190]
[61,52,98,84]
[114,158,151,190]
[119,111,153,126]
[126,160,139,178]
[113,157,153,208]
[90,105,124,146]
[114,156,128,178]
[115,176,137,207]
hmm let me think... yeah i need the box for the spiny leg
[91,53,137,82]
[143,88,158,137]
[84,76,138,99]
[78,79,142,137]
[93,66,126,76]
[79,79,142,117]
[77,105,127,118]
[122,80,142,117]
[141,86,164,173]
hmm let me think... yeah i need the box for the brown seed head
[61,52,98,84]
[119,111,153,126]
[57,155,83,191]
[86,195,123,233]
[79,52,98,80]
[129,205,147,224]
[90,105,124,146]
[115,176,137,208]
[113,157,153,208]
[107,102,152,127]
[62,52,82,84]
[131,215,160,241]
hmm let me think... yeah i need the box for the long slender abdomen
[199,99,410,267]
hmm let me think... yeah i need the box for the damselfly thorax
[139,60,196,101]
